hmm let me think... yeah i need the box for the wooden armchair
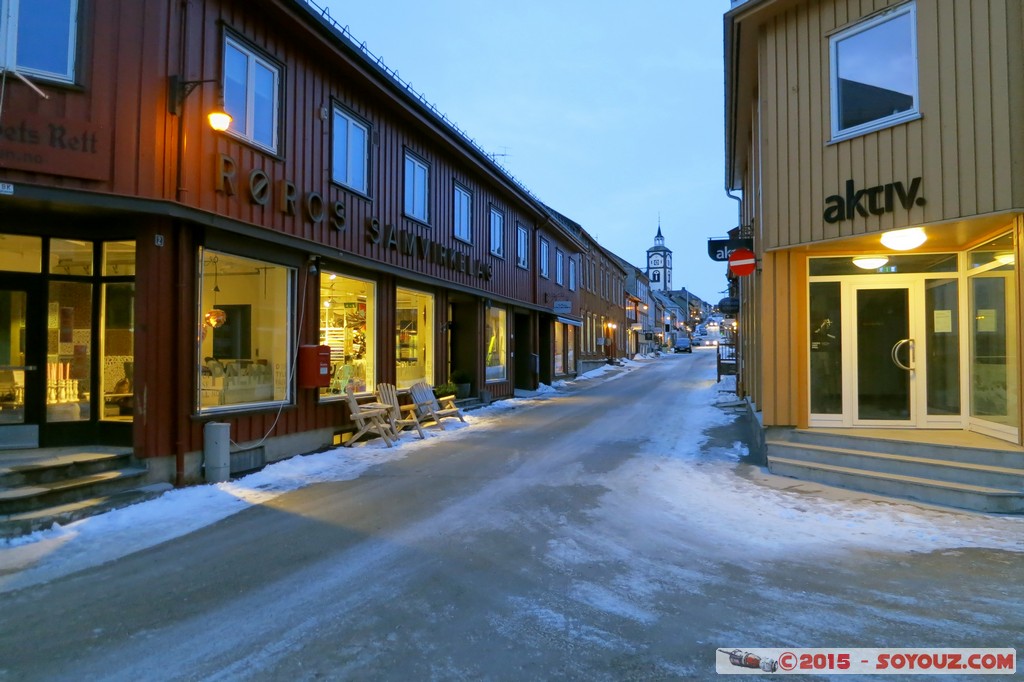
[409,381,466,430]
[376,382,425,440]
[343,385,394,447]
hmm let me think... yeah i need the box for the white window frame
[516,224,529,269]
[829,3,919,141]
[223,36,280,152]
[555,249,564,286]
[539,238,550,278]
[332,106,369,194]
[0,0,78,82]
[404,152,430,222]
[490,207,504,257]
[454,184,472,243]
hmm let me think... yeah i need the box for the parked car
[673,336,693,353]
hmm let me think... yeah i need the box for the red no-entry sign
[728,248,757,276]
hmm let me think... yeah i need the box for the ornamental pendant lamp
[204,256,227,328]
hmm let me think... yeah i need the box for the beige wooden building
[725,0,1024,511]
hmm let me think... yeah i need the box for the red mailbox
[298,345,331,388]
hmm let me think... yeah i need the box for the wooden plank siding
[755,0,1021,253]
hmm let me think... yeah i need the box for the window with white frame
[223,36,279,152]
[516,224,529,268]
[568,258,576,291]
[454,185,472,242]
[404,152,429,222]
[490,208,504,257]
[1,0,78,82]
[830,3,918,140]
[539,239,550,278]
[332,106,369,193]
[555,249,564,285]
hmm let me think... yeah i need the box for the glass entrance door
[855,286,913,422]
[0,280,43,448]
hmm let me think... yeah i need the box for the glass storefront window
[554,322,564,375]
[395,288,434,389]
[485,306,507,382]
[197,249,292,411]
[320,271,375,396]
[47,281,92,422]
[567,325,575,373]
[0,290,27,424]
[103,240,136,276]
[49,238,93,276]
[809,281,842,415]
[0,234,42,273]
[101,282,135,421]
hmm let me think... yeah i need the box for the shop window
[485,306,506,382]
[516,224,529,269]
[454,184,472,242]
[47,280,91,422]
[332,106,369,194]
[198,249,292,412]
[489,208,504,257]
[320,271,375,396]
[567,325,576,372]
[404,152,429,222]
[2,0,78,83]
[830,3,918,140]
[223,36,280,152]
[539,238,549,278]
[0,234,41,273]
[554,322,564,375]
[396,287,434,389]
[101,282,134,421]
[50,238,92,275]
[102,240,136,276]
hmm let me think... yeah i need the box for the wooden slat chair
[343,385,394,447]
[409,381,466,430]
[376,382,425,440]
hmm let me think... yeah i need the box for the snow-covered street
[1,351,1021,680]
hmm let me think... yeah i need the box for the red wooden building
[0,0,586,483]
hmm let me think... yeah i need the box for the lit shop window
[396,288,434,389]
[197,249,292,412]
[320,272,375,396]
[830,3,918,140]
[554,321,564,375]
[485,306,507,382]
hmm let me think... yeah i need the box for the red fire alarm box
[298,345,331,388]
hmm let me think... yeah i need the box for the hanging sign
[728,248,757,276]
[708,237,753,262]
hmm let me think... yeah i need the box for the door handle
[891,338,914,371]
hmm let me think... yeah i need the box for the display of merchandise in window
[320,272,375,395]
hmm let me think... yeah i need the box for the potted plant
[433,382,459,399]
[450,369,472,399]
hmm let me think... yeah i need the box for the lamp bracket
[168,75,219,116]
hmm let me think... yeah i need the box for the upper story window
[568,258,576,291]
[454,185,472,242]
[489,208,504,257]
[1,0,78,83]
[516,224,529,269]
[223,36,280,152]
[539,238,550,278]
[555,249,564,286]
[830,3,918,141]
[404,152,429,222]
[332,106,369,194]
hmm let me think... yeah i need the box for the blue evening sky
[316,0,737,303]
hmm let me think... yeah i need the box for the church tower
[646,222,672,291]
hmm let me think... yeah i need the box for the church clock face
[650,255,662,267]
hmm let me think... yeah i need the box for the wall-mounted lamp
[168,75,232,131]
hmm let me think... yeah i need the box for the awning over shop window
[556,316,582,326]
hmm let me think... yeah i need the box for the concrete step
[0,451,133,488]
[0,467,150,515]
[772,428,1024,468]
[0,483,173,539]
[769,456,1024,514]
[766,440,1024,491]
